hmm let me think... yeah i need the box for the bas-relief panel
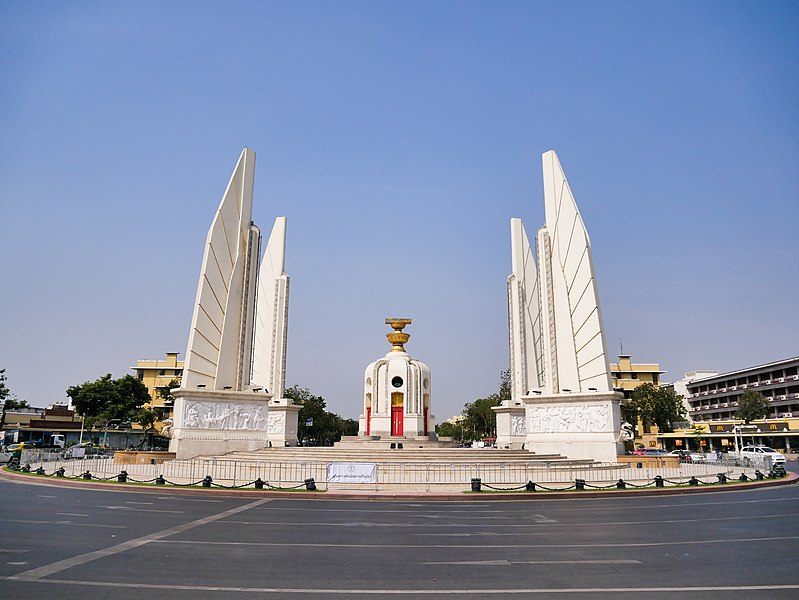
[266,412,285,433]
[183,401,268,431]
[528,404,609,434]
[511,414,527,436]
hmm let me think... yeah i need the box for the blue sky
[1,1,797,421]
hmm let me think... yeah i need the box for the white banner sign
[327,462,377,484]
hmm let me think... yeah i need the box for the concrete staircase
[206,445,597,467]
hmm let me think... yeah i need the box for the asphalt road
[1,471,798,599]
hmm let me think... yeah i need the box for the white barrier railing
[13,452,750,491]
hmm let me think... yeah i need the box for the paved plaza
[1,465,798,599]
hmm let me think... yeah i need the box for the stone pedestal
[521,391,624,463]
[265,400,301,447]
[169,388,272,459]
[493,402,527,449]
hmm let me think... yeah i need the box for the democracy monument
[494,150,623,463]
[169,149,298,459]
[169,147,623,465]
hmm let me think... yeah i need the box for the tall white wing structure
[507,218,543,401]
[251,217,289,397]
[182,148,261,391]
[500,149,621,460]
[541,150,611,393]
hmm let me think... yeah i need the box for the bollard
[201,475,212,488]
[35,467,46,475]
[82,471,92,480]
[654,475,664,488]
[471,478,482,492]
[390,443,396,449]
[118,470,128,483]
[754,470,764,481]
[717,473,727,484]
[575,478,586,491]
[156,475,166,485]
[397,443,403,449]
[739,473,749,482]
[304,478,317,491]
[56,467,65,477]
[525,480,536,492]
[254,478,265,489]
[688,476,699,486]
[616,479,626,489]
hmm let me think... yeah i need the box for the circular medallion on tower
[391,376,403,388]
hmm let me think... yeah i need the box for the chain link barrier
[5,460,789,493]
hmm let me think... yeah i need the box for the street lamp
[733,423,758,456]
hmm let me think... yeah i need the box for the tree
[435,421,463,442]
[736,390,770,423]
[626,383,686,434]
[157,378,181,405]
[66,374,151,432]
[498,369,511,403]
[284,385,352,446]
[462,394,501,441]
[0,368,29,430]
[0,368,9,403]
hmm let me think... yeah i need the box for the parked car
[6,442,34,452]
[739,445,786,466]
[642,448,669,457]
[668,449,706,463]
[62,442,94,459]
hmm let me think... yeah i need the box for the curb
[2,467,796,501]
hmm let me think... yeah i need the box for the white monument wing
[508,218,544,400]
[183,148,258,391]
[541,150,611,393]
[252,216,289,396]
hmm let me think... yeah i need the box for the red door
[391,407,404,436]
[423,407,429,436]
[366,407,371,435]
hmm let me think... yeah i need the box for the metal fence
[12,450,757,492]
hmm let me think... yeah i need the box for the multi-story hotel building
[683,356,799,422]
[131,352,184,418]
[610,355,664,399]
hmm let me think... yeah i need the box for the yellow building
[610,355,664,400]
[610,355,666,446]
[131,352,184,418]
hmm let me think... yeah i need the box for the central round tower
[359,318,435,439]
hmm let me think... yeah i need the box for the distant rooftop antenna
[619,339,624,356]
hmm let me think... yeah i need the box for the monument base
[520,391,624,464]
[362,413,436,439]
[335,434,455,449]
[169,388,272,459]
[265,399,301,447]
[493,402,527,449]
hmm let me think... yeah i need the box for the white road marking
[36,495,57,498]
[56,513,88,517]
[6,562,28,566]
[220,512,797,528]
[125,501,153,505]
[422,559,641,565]
[98,506,184,513]
[0,519,125,529]
[9,498,272,581]
[151,534,799,549]
[2,578,798,594]
[155,496,223,502]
